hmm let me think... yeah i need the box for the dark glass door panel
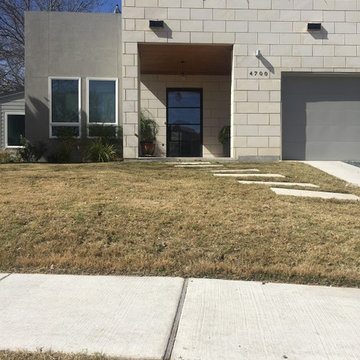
[167,125,201,157]
[168,91,201,108]
[168,108,201,125]
[167,89,202,157]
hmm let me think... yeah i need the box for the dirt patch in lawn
[0,162,359,287]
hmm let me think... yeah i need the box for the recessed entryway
[139,44,232,158]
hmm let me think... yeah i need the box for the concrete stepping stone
[0,274,184,359]
[175,164,223,168]
[271,187,360,201]
[210,169,260,172]
[214,173,285,178]
[239,180,319,188]
[169,162,212,165]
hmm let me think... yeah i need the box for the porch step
[238,181,319,188]
[210,169,259,172]
[271,187,360,201]
[214,173,285,178]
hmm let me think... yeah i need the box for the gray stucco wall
[24,11,122,145]
[0,93,25,150]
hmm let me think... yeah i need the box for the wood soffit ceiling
[139,44,233,76]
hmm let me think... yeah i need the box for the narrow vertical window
[6,114,25,147]
[88,79,118,137]
[50,78,80,137]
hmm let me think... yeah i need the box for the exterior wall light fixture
[149,20,164,28]
[307,23,322,31]
[255,49,261,58]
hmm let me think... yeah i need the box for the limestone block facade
[122,0,360,160]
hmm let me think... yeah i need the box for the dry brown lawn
[0,350,117,360]
[0,161,359,287]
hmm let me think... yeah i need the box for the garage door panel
[306,142,360,161]
[282,75,360,160]
[307,125,360,142]
[307,102,360,126]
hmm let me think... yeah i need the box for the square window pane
[51,79,79,123]
[52,126,79,137]
[168,108,201,125]
[7,114,25,146]
[89,80,116,124]
[168,91,201,108]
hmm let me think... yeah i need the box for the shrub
[47,127,76,163]
[18,137,46,162]
[84,124,123,161]
[218,125,230,144]
[85,139,116,162]
[0,150,22,163]
[140,110,158,143]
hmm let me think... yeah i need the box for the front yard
[0,162,359,287]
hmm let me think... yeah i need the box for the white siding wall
[0,94,25,150]
[122,0,360,159]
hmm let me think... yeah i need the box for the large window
[50,78,81,138]
[87,79,118,137]
[6,113,25,147]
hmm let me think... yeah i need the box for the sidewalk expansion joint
[0,273,12,282]
[163,278,189,360]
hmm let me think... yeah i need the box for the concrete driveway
[304,161,360,187]
[1,273,360,360]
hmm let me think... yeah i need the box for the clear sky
[98,0,122,13]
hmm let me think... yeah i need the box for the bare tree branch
[0,0,105,95]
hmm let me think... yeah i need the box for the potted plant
[218,125,230,157]
[139,109,159,156]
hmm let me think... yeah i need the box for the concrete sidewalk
[303,161,360,187]
[1,273,360,360]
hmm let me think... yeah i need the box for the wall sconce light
[307,23,321,31]
[149,20,164,28]
[255,49,261,58]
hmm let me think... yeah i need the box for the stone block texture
[121,0,360,159]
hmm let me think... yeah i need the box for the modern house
[13,0,360,160]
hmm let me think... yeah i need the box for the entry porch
[137,43,233,158]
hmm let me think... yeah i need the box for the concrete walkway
[303,161,360,187]
[1,273,360,360]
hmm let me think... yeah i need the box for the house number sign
[248,70,270,79]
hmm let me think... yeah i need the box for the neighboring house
[0,91,25,150]
[24,0,360,161]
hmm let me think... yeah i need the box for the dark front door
[167,89,202,157]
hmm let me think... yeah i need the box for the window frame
[49,76,82,139]
[4,111,25,148]
[86,77,119,137]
